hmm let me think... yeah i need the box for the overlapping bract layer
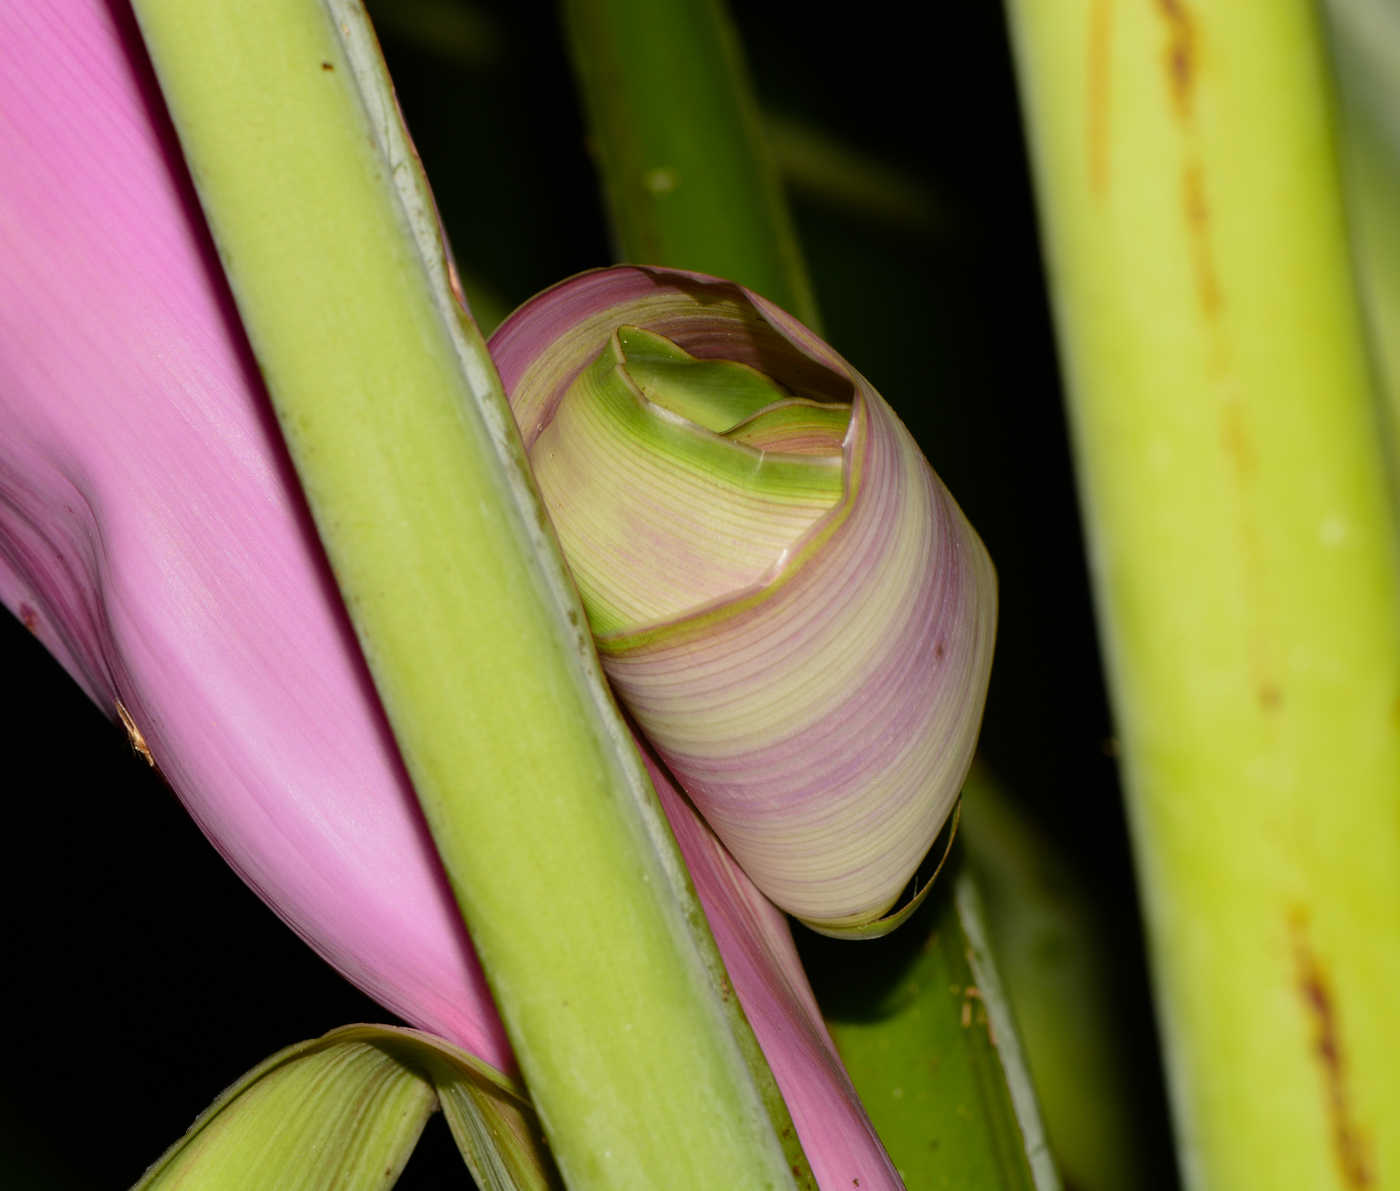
[492,267,998,930]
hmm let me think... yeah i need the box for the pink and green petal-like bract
[0,3,903,1186]
[492,267,998,931]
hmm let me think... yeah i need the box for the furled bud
[492,267,997,933]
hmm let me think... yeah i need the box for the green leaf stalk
[1003,1,1400,1186]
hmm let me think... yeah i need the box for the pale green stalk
[1003,2,1400,1187]
[128,2,806,1188]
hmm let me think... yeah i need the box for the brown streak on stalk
[1149,3,1221,327]
[1291,913,1375,1188]
[18,602,38,633]
[1087,0,1115,198]
[1152,3,1284,718]
[1182,161,1223,321]
[1152,0,1196,119]
[1220,398,1253,473]
[1220,402,1283,711]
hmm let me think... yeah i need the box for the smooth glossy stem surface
[1005,2,1400,1187]
[129,3,801,1188]
[563,0,820,331]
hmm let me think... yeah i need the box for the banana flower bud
[492,268,997,932]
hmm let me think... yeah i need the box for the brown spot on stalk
[1152,0,1197,119]
[1087,0,1115,197]
[1258,682,1283,712]
[1291,913,1375,1188]
[115,700,155,767]
[18,603,38,633]
[321,61,334,71]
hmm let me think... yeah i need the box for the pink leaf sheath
[0,0,512,1073]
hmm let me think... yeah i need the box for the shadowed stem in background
[798,861,1052,1191]
[960,767,1148,1191]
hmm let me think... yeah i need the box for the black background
[1,1,1178,1186]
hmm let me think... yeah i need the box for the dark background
[1,1,1176,1186]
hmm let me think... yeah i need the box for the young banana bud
[493,266,997,933]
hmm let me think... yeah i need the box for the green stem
[1004,1,1400,1185]
[803,860,1056,1191]
[129,2,801,1188]
[562,0,821,331]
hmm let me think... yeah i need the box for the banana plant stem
[1004,2,1400,1187]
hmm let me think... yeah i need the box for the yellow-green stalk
[129,2,807,1188]
[1002,2,1400,1187]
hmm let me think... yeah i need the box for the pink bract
[0,0,512,1071]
